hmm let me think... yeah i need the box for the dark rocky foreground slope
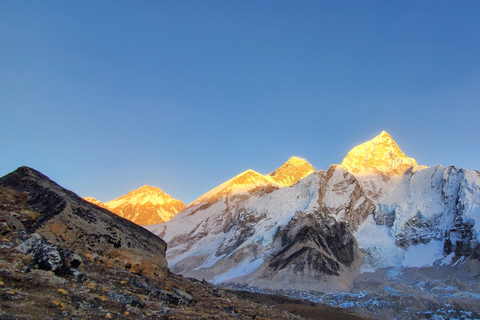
[0,166,167,279]
[0,166,369,319]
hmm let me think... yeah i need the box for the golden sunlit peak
[269,156,315,187]
[287,156,308,163]
[341,131,421,176]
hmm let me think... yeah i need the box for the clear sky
[1,1,479,204]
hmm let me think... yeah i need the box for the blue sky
[1,1,479,204]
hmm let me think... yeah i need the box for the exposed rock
[268,211,356,277]
[106,291,145,308]
[395,212,443,248]
[16,237,66,272]
[374,210,395,227]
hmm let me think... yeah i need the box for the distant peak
[124,185,168,197]
[269,157,315,187]
[285,156,309,164]
[138,185,160,191]
[372,130,395,144]
[341,131,420,175]
[231,169,266,185]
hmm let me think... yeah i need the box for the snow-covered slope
[147,131,480,301]
[85,185,184,225]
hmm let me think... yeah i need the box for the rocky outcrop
[317,165,375,231]
[0,166,168,280]
[268,211,356,277]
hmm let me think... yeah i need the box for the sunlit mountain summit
[341,130,424,175]
[268,156,315,187]
[85,185,184,225]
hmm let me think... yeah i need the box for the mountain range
[1,166,344,319]
[42,129,480,319]
[143,130,480,319]
[84,156,314,226]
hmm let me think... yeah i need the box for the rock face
[147,131,480,306]
[85,185,185,225]
[0,166,168,279]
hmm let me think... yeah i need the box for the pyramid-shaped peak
[230,169,270,186]
[341,131,420,175]
[269,157,315,187]
[371,130,398,145]
[137,185,164,193]
[118,184,172,201]
[286,156,310,164]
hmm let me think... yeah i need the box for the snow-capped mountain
[146,131,480,305]
[341,130,424,175]
[85,185,184,225]
[268,156,315,187]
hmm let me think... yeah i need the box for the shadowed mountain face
[0,166,167,279]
